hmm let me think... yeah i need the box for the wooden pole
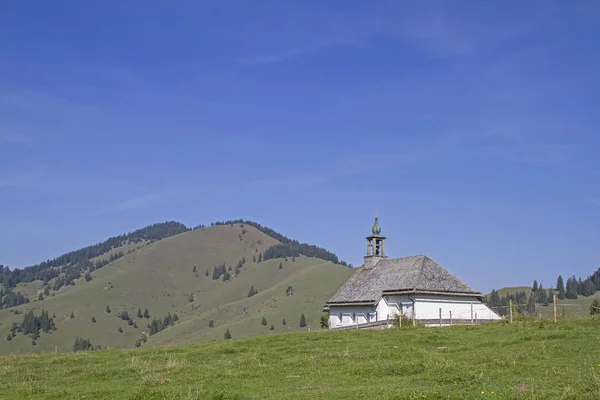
[412,303,416,327]
[399,311,402,328]
[553,294,557,323]
[509,299,513,323]
[439,308,442,327]
[470,302,474,325]
[475,312,478,324]
[449,310,452,325]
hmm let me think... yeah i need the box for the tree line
[201,219,349,267]
[6,309,56,342]
[0,221,188,290]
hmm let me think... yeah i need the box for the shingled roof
[326,255,481,305]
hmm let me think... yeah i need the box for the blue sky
[1,1,599,292]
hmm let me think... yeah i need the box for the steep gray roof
[327,255,480,305]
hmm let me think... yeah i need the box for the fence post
[439,308,442,327]
[399,311,402,328]
[553,294,557,323]
[471,302,474,325]
[449,310,452,325]
[509,300,513,323]
[475,312,478,324]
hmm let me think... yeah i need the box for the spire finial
[372,212,381,235]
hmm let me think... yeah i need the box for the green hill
[2,319,600,399]
[0,223,354,354]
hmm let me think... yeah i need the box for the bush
[591,299,600,315]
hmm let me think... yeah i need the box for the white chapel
[324,216,501,328]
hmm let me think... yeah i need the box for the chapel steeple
[364,212,387,269]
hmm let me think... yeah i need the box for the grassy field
[0,225,353,355]
[2,318,600,399]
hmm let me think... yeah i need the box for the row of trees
[202,219,348,267]
[148,313,179,336]
[0,221,188,290]
[6,309,56,342]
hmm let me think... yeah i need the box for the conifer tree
[70,311,75,319]
[566,277,578,299]
[299,313,306,327]
[137,308,143,318]
[282,318,286,325]
[532,280,538,292]
[91,316,96,323]
[118,326,123,333]
[583,280,597,297]
[270,324,274,331]
[193,266,197,273]
[105,305,111,313]
[209,320,214,328]
[144,308,150,318]
[6,334,11,341]
[85,271,92,282]
[224,329,232,339]
[242,256,246,264]
[279,261,283,270]
[556,275,566,300]
[262,316,267,326]
[38,293,44,301]
[248,285,256,298]
[205,269,209,277]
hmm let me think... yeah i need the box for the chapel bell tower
[364,213,387,269]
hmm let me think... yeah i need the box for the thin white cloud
[238,36,354,66]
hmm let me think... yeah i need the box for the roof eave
[382,288,483,298]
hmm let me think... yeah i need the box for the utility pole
[509,300,513,323]
[553,294,557,323]
[439,308,442,327]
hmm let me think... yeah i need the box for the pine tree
[566,277,578,299]
[105,305,111,313]
[128,318,134,326]
[70,311,75,319]
[532,280,538,292]
[91,316,96,323]
[118,326,123,333]
[209,320,214,328]
[270,324,274,331]
[43,286,50,296]
[6,333,11,341]
[135,339,141,348]
[282,318,286,325]
[38,293,44,301]
[248,285,256,298]
[222,271,230,281]
[262,316,267,326]
[557,275,566,300]
[205,269,209,277]
[137,308,143,318]
[489,289,501,311]
[84,271,92,282]
[193,266,197,273]
[133,321,138,328]
[144,309,150,318]
[224,329,232,339]
[299,313,307,327]
[242,257,246,264]
[583,280,597,297]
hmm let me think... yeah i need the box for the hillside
[488,285,600,319]
[3,319,600,399]
[0,224,354,354]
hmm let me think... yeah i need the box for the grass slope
[2,319,600,399]
[0,225,353,355]
[491,286,599,318]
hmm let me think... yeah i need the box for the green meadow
[2,318,599,399]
